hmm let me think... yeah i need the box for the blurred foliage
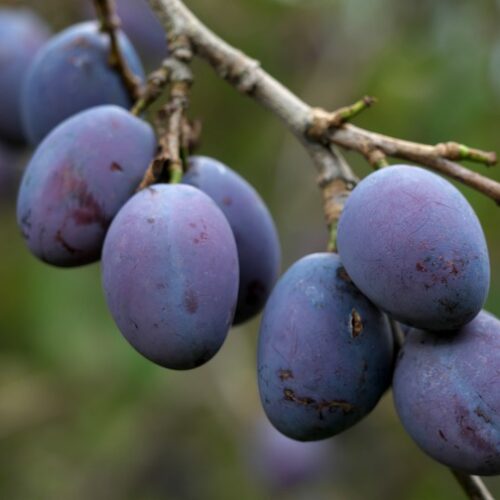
[1,0,500,499]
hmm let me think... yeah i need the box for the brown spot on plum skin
[283,388,355,418]
[456,405,495,452]
[350,309,363,338]
[184,289,198,314]
[416,262,427,272]
[110,162,123,172]
[147,218,155,224]
[222,196,233,206]
[278,369,294,381]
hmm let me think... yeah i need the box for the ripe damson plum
[0,8,50,143]
[258,253,394,441]
[182,156,281,324]
[337,165,490,331]
[17,105,156,267]
[393,311,500,475]
[102,184,239,370]
[21,21,144,145]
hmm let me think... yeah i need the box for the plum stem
[137,46,194,189]
[451,470,495,500]
[92,0,143,101]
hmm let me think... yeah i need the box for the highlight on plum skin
[16,105,157,267]
[0,8,51,144]
[258,252,394,442]
[101,184,240,371]
[182,156,281,325]
[337,165,490,332]
[393,310,500,476]
[21,21,144,145]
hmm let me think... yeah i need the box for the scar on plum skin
[475,407,492,424]
[350,309,363,338]
[110,162,123,172]
[283,388,354,415]
[278,369,294,381]
[438,429,448,441]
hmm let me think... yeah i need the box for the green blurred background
[1,0,500,498]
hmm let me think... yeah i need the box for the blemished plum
[183,156,281,324]
[21,21,144,145]
[16,105,156,267]
[337,165,490,331]
[101,184,239,370]
[393,311,500,475]
[0,8,50,143]
[258,253,393,441]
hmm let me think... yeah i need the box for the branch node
[436,142,497,167]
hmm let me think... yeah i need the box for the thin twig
[93,0,142,101]
[329,124,500,203]
[131,65,171,116]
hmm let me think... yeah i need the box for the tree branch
[146,0,500,209]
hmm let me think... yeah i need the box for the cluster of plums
[3,3,500,481]
[259,165,498,476]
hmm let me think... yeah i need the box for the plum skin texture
[258,253,394,441]
[182,156,281,324]
[16,105,157,267]
[0,8,50,143]
[21,21,144,145]
[101,184,240,371]
[337,165,490,331]
[393,311,500,476]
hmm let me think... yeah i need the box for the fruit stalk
[93,0,143,101]
[138,41,193,189]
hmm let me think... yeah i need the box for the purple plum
[337,165,490,331]
[17,105,156,267]
[101,184,239,370]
